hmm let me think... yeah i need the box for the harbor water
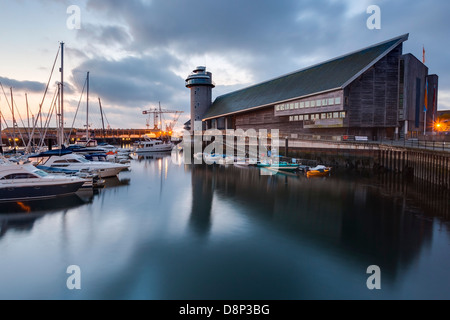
[0,151,449,300]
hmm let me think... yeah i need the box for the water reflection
[135,151,172,162]
[189,165,214,237]
[186,164,446,281]
[0,194,90,238]
[103,176,131,188]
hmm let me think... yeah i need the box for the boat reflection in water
[135,151,172,162]
[0,194,91,239]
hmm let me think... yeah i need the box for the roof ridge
[215,34,409,100]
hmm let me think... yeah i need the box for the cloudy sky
[0,0,449,131]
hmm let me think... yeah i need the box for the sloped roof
[204,34,409,120]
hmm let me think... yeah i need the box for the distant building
[187,34,439,140]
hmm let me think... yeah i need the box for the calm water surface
[0,151,449,300]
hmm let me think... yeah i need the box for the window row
[289,112,346,122]
[276,97,342,111]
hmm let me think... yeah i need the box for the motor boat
[306,165,332,178]
[28,151,130,179]
[204,154,235,165]
[0,158,87,202]
[134,136,174,153]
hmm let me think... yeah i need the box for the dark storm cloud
[76,24,132,47]
[77,0,450,117]
[85,0,351,76]
[0,77,45,93]
[71,53,185,108]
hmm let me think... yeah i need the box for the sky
[0,0,449,131]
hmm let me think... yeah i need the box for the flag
[424,78,428,112]
[423,46,426,64]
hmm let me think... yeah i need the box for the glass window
[327,113,333,119]
[294,116,299,121]
[305,101,310,108]
[321,114,327,120]
[290,103,294,110]
[299,115,304,121]
[340,112,346,118]
[304,115,310,120]
[316,100,322,107]
[300,102,305,109]
[333,112,339,119]
[328,98,334,105]
[322,99,328,106]
[289,116,294,122]
[3,173,38,180]
[311,100,316,108]
[335,97,342,105]
[275,105,280,111]
[33,170,48,177]
[295,103,299,109]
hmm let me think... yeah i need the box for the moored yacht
[29,151,130,178]
[134,136,173,153]
[0,158,87,202]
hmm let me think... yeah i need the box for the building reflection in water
[189,164,215,237]
[187,164,448,280]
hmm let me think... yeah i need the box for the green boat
[256,162,299,172]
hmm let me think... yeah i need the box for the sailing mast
[86,71,90,141]
[60,41,65,147]
[10,87,16,150]
[98,97,106,139]
[0,95,2,154]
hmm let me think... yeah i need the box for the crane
[142,103,184,134]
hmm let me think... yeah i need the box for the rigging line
[38,87,59,150]
[36,85,59,148]
[67,77,87,145]
[0,83,27,147]
[0,114,13,147]
[27,45,60,150]
[38,85,59,148]
[12,96,29,147]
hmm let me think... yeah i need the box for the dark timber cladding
[200,34,438,140]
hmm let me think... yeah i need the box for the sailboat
[27,45,129,179]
